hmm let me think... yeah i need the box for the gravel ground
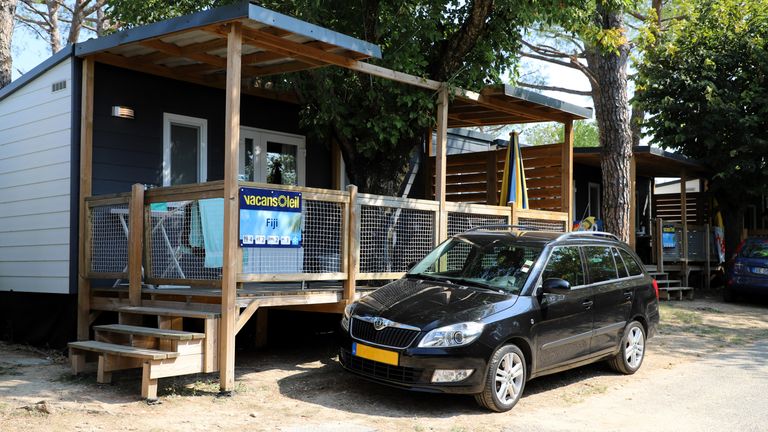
[1,296,767,432]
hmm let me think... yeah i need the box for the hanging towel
[198,198,224,268]
[189,202,204,248]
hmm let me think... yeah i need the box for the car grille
[350,318,420,349]
[340,349,423,384]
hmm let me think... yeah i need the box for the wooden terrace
[68,1,587,399]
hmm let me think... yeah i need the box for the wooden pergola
[73,1,589,394]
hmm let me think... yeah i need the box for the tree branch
[521,51,580,69]
[517,81,593,97]
[628,10,647,21]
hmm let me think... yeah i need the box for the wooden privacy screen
[428,143,564,212]
[652,192,708,225]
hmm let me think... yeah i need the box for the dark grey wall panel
[92,63,330,195]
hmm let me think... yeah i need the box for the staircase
[648,271,694,300]
[69,306,220,400]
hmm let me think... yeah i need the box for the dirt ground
[2,295,768,432]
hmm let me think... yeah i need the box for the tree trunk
[586,1,633,243]
[0,0,16,88]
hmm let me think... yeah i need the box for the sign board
[662,225,677,249]
[239,187,302,248]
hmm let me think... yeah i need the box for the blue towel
[198,198,224,268]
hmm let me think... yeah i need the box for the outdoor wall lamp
[111,105,135,119]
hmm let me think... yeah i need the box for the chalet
[0,1,590,399]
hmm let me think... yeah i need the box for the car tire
[608,321,646,375]
[475,344,526,412]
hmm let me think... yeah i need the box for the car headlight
[341,303,355,332]
[418,322,484,348]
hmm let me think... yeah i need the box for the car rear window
[618,249,644,276]
[584,246,618,283]
[542,246,585,287]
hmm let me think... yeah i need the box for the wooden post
[705,223,711,290]
[254,308,268,348]
[629,154,637,250]
[561,120,574,227]
[680,172,689,287]
[128,184,144,306]
[435,85,449,243]
[655,217,664,273]
[331,141,342,190]
[220,22,242,395]
[343,184,359,301]
[77,57,95,342]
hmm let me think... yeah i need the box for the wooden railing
[83,182,570,303]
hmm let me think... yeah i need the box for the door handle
[623,290,633,300]
[582,300,594,309]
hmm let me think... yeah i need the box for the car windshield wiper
[453,279,506,294]
[406,273,453,284]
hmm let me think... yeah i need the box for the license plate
[751,267,768,275]
[352,342,399,366]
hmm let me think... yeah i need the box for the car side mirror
[406,260,418,271]
[542,278,571,295]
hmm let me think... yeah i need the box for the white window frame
[162,113,208,186]
[239,126,306,186]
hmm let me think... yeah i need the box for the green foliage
[635,0,768,205]
[520,120,599,148]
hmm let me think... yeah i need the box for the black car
[339,227,660,412]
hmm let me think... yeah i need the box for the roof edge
[75,1,250,57]
[501,84,594,120]
[248,4,381,59]
[0,45,74,103]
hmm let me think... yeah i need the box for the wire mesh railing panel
[147,199,223,282]
[241,199,344,274]
[359,205,436,274]
[302,200,343,273]
[89,203,129,274]
[517,217,567,232]
[447,212,510,237]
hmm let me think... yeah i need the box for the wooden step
[94,324,205,341]
[659,286,694,301]
[657,279,681,285]
[117,306,220,320]
[69,341,179,360]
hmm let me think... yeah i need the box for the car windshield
[740,239,768,259]
[408,236,543,294]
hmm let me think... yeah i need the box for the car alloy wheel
[609,321,645,374]
[475,344,526,412]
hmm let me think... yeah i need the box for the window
[542,246,585,287]
[612,248,629,278]
[618,249,644,276]
[239,127,305,186]
[163,113,207,186]
[584,246,618,283]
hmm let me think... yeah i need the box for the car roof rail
[462,224,543,233]
[555,231,621,242]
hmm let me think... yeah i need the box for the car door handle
[582,300,594,309]
[623,290,633,300]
